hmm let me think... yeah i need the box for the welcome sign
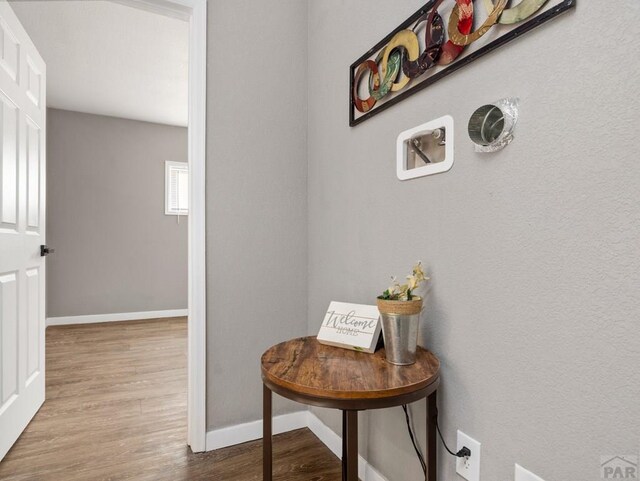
[317,301,381,353]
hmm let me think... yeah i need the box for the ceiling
[9,0,189,126]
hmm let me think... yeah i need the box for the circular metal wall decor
[483,0,549,24]
[348,0,575,126]
[352,60,379,113]
[380,29,420,93]
[447,0,507,47]
[467,98,519,152]
[370,50,401,100]
[438,0,474,66]
[403,11,445,78]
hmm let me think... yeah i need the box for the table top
[261,336,439,408]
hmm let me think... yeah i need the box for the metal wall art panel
[349,0,576,126]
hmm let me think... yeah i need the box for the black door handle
[40,245,55,256]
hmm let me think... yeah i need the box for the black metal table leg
[263,384,272,481]
[344,410,358,481]
[426,391,437,481]
[342,410,347,481]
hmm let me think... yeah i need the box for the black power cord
[402,405,472,475]
[401,405,426,473]
[435,413,472,458]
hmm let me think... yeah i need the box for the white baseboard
[205,410,387,481]
[46,309,188,327]
[205,411,309,451]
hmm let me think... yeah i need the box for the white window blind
[165,161,189,215]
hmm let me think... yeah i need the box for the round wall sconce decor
[467,97,519,152]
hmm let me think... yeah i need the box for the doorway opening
[0,0,206,471]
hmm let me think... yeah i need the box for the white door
[0,1,46,462]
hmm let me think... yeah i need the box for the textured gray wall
[206,0,308,429]
[307,2,640,481]
[47,109,187,318]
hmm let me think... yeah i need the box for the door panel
[25,118,39,231]
[0,0,46,461]
[25,268,39,379]
[25,57,41,108]
[0,17,19,83]
[0,93,18,228]
[0,271,17,406]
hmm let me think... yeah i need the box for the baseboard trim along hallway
[205,411,309,451]
[46,309,189,326]
[205,411,388,481]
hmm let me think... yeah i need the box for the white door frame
[121,0,208,452]
[183,0,207,454]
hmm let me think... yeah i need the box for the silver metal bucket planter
[377,297,423,365]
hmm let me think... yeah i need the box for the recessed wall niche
[396,115,454,180]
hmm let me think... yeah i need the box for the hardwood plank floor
[0,318,342,480]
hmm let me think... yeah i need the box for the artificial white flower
[387,276,399,295]
[380,261,429,300]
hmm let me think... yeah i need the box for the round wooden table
[261,336,440,481]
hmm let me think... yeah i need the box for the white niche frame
[396,115,454,180]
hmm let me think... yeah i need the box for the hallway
[0,318,341,480]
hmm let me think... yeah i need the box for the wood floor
[0,318,342,480]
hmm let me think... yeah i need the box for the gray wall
[205,0,308,429]
[307,2,640,481]
[47,109,188,318]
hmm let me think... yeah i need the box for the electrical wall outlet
[456,431,481,481]
[515,464,546,481]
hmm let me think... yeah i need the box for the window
[165,161,188,215]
